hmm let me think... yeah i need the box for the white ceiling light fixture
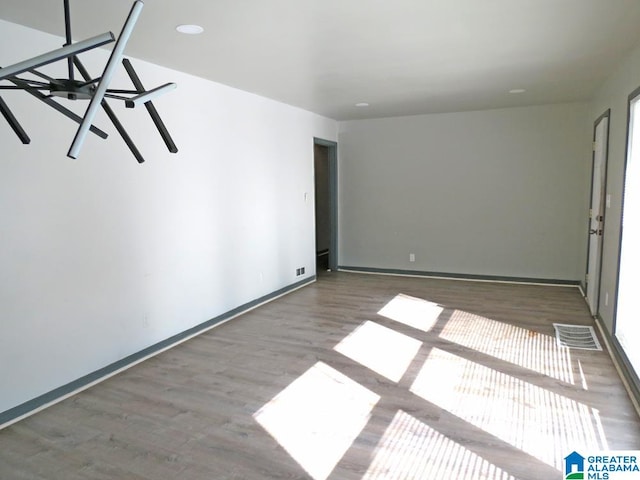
[176,24,204,35]
[355,102,370,107]
[509,88,526,94]
[0,0,178,163]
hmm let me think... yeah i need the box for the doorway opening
[313,138,338,274]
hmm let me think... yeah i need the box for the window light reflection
[439,310,574,383]
[253,361,380,480]
[410,348,606,469]
[363,409,516,480]
[377,293,444,332]
[334,321,422,382]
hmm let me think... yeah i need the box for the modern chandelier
[0,0,178,163]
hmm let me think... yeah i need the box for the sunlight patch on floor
[253,361,379,480]
[439,309,574,383]
[362,409,516,480]
[410,348,606,470]
[334,321,422,382]
[377,293,444,332]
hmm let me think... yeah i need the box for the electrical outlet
[409,253,415,262]
[295,267,306,276]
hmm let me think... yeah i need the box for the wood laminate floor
[1,272,639,479]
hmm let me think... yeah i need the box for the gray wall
[0,20,337,415]
[338,103,591,281]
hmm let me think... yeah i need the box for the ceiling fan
[0,0,178,163]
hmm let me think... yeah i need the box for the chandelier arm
[28,69,66,86]
[0,96,31,144]
[0,85,49,90]
[77,78,102,88]
[1,70,59,89]
[10,77,108,139]
[27,81,50,87]
[122,58,178,153]
[124,83,176,108]
[103,93,130,101]
[0,32,115,82]
[102,101,145,163]
[72,56,144,163]
[68,1,144,159]
[105,88,140,94]
[5,77,51,87]
[63,0,74,81]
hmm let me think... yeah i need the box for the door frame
[614,85,640,334]
[313,137,338,271]
[610,86,640,405]
[584,109,611,316]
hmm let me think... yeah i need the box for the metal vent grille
[553,323,602,351]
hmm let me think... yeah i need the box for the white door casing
[586,115,609,316]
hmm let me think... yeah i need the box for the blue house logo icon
[565,451,585,479]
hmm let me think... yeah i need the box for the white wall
[0,20,337,414]
[338,103,591,280]
[589,40,640,333]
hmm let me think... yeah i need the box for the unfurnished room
[1,1,640,479]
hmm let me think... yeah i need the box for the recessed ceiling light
[355,102,369,107]
[509,88,526,94]
[176,24,204,35]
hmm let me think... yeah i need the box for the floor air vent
[553,323,602,351]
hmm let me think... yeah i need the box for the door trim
[584,108,610,315]
[313,137,338,271]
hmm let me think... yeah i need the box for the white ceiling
[2,0,640,120]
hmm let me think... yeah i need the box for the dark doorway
[313,138,338,273]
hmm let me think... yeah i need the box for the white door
[586,115,609,316]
